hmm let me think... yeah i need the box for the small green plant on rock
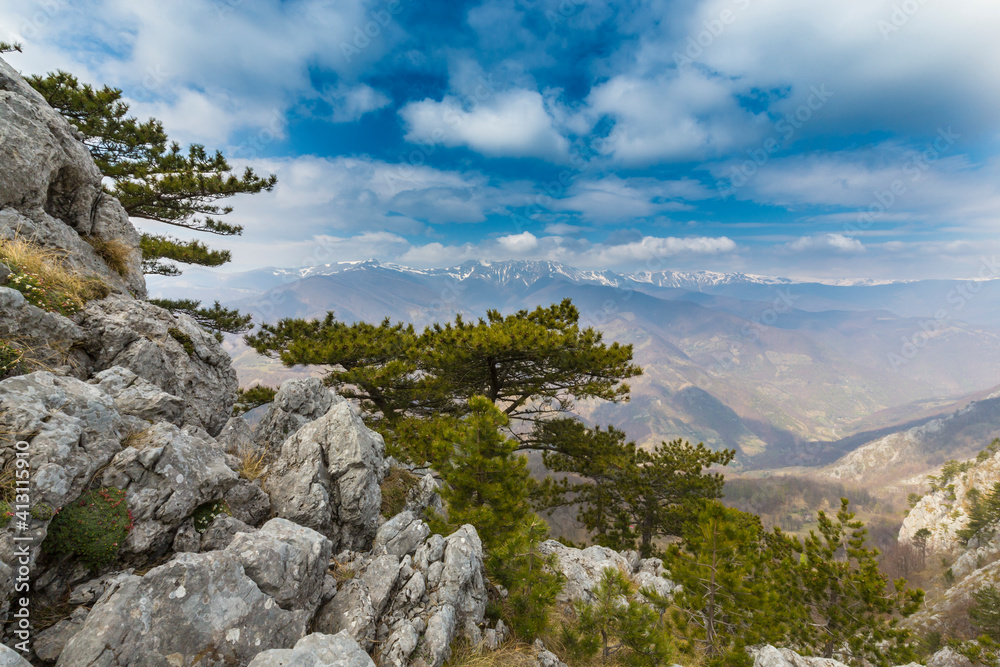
[168,327,196,356]
[380,466,420,517]
[43,487,133,569]
[191,499,230,532]
[0,500,12,528]
[0,341,24,379]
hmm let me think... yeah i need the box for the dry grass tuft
[444,640,539,667]
[329,559,357,583]
[380,466,420,517]
[0,235,107,312]
[121,426,155,450]
[84,236,133,276]
[236,444,269,482]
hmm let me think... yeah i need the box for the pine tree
[957,483,1000,546]
[246,299,641,462]
[540,425,734,557]
[970,586,1000,642]
[428,397,563,639]
[27,70,276,275]
[795,499,923,665]
[665,502,796,664]
[148,299,253,342]
[0,41,22,53]
[562,567,674,666]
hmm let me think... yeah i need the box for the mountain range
[149,259,1000,473]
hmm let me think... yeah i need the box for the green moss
[0,500,12,528]
[30,503,54,521]
[168,327,196,356]
[43,488,132,569]
[192,499,230,533]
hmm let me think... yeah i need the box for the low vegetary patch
[43,487,133,569]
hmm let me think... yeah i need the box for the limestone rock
[55,520,333,666]
[254,378,335,452]
[0,644,31,667]
[32,606,90,662]
[201,515,255,552]
[537,540,633,604]
[0,285,89,376]
[226,518,331,612]
[80,296,238,435]
[88,366,185,426]
[0,57,144,296]
[751,645,850,666]
[266,400,386,550]
[314,579,377,650]
[223,478,273,527]
[247,631,376,667]
[374,511,431,558]
[0,372,125,571]
[101,421,239,559]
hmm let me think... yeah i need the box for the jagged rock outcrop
[254,377,335,452]
[247,631,375,667]
[266,394,387,551]
[56,519,331,666]
[101,420,239,559]
[537,540,677,604]
[905,558,1000,639]
[0,372,128,572]
[0,57,144,297]
[80,296,238,435]
[0,286,90,375]
[899,449,1000,555]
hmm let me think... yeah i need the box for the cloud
[554,176,711,223]
[786,234,864,253]
[400,88,570,160]
[318,83,391,123]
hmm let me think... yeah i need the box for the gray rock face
[0,644,31,667]
[374,511,431,558]
[0,57,144,297]
[227,518,331,611]
[315,578,377,650]
[0,285,89,376]
[223,478,273,527]
[751,645,850,666]
[89,366,186,425]
[254,378,335,452]
[926,647,975,667]
[80,296,238,435]
[201,515,255,552]
[267,400,386,550]
[534,639,569,667]
[56,519,333,667]
[32,606,90,662]
[0,372,125,571]
[247,631,376,667]
[101,421,239,559]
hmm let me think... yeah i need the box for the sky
[2,0,1000,280]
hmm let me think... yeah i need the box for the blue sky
[3,0,1000,280]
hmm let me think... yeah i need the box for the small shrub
[236,445,268,482]
[330,559,356,583]
[168,327,196,356]
[84,236,132,276]
[191,499,230,533]
[0,500,12,528]
[30,502,54,521]
[380,467,420,517]
[233,385,277,415]
[43,487,133,569]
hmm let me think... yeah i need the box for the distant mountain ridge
[152,258,1000,470]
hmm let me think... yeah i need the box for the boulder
[247,631,376,667]
[266,400,386,550]
[56,520,332,666]
[80,296,238,435]
[0,372,125,571]
[537,540,633,604]
[201,515,255,552]
[32,606,90,662]
[0,57,144,296]
[374,511,431,558]
[226,518,331,612]
[254,378,335,452]
[101,421,239,559]
[223,478,273,527]
[88,366,185,425]
[0,285,89,376]
[314,578,377,651]
[751,645,850,666]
